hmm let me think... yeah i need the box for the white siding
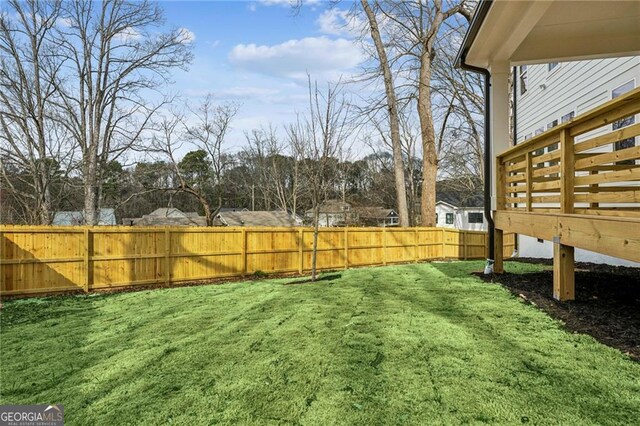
[435,204,457,229]
[518,236,640,267]
[436,203,487,231]
[515,56,640,266]
[459,209,487,232]
[517,57,640,142]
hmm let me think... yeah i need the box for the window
[519,65,528,95]
[548,62,559,72]
[445,213,454,224]
[542,119,560,173]
[435,213,438,223]
[547,119,559,152]
[612,81,636,165]
[561,111,575,123]
[533,148,545,169]
[535,127,544,136]
[468,212,483,224]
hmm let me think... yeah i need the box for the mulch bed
[475,259,640,361]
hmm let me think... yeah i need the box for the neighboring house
[214,210,302,227]
[353,207,399,227]
[218,207,249,213]
[53,208,116,226]
[306,200,357,227]
[514,57,640,265]
[122,208,206,226]
[435,201,486,232]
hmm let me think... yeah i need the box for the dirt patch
[475,260,640,361]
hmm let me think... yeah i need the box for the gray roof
[123,208,206,226]
[52,208,116,226]
[215,210,301,227]
[218,207,249,213]
[146,208,201,218]
[353,207,398,219]
[307,200,352,214]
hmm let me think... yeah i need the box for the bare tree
[364,104,422,225]
[52,0,193,224]
[359,0,410,227]
[150,96,238,225]
[288,78,353,281]
[0,0,75,224]
[183,94,239,217]
[244,125,300,214]
[355,0,472,226]
[151,112,217,225]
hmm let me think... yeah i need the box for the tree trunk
[311,203,319,281]
[418,53,438,227]
[83,182,99,226]
[361,0,410,227]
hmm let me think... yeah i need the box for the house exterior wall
[516,57,640,143]
[515,56,640,267]
[316,213,348,227]
[435,204,487,231]
[459,209,487,232]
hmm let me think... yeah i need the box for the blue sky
[159,1,363,152]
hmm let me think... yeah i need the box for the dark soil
[475,259,640,361]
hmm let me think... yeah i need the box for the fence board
[0,226,514,296]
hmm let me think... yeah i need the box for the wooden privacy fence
[0,226,515,296]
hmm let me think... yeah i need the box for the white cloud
[229,36,364,81]
[317,8,362,37]
[113,26,141,42]
[218,86,280,99]
[258,0,320,6]
[177,27,196,44]
[56,17,73,28]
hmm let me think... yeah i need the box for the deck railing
[497,87,640,217]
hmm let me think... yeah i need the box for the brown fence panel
[0,226,515,297]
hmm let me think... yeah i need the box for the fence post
[382,228,387,265]
[343,228,348,269]
[242,228,247,277]
[414,228,419,262]
[164,229,171,285]
[83,228,91,293]
[299,228,304,274]
[441,228,446,259]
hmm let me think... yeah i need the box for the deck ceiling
[464,0,640,69]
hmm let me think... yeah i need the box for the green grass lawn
[1,261,639,425]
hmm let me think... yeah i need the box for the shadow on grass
[283,273,343,285]
[2,262,639,424]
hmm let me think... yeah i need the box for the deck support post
[494,228,504,273]
[555,128,576,301]
[553,242,575,301]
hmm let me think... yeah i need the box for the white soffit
[465,0,640,68]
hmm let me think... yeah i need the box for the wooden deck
[494,87,640,300]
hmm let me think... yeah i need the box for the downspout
[459,54,494,273]
[455,0,495,273]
